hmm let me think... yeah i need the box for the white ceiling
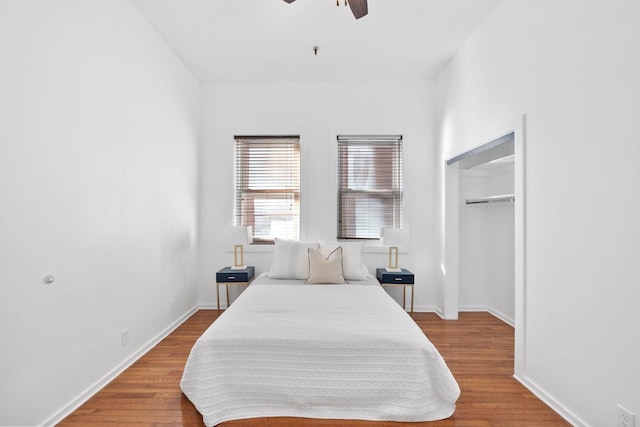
[130,0,500,83]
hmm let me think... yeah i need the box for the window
[337,135,403,240]
[234,135,300,242]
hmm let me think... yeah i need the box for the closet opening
[443,116,526,377]
[455,132,515,326]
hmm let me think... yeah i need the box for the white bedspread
[181,284,460,426]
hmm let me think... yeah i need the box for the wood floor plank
[58,310,570,427]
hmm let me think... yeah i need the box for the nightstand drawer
[216,266,255,282]
[376,268,414,284]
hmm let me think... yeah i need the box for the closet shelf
[466,194,515,205]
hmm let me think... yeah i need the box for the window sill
[227,243,408,254]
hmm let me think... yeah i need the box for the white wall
[486,164,515,323]
[199,80,437,309]
[458,170,490,309]
[458,163,515,324]
[435,0,640,425]
[0,1,200,425]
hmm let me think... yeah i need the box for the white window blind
[234,135,300,242]
[337,135,403,240]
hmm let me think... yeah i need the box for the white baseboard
[44,306,199,427]
[406,305,437,313]
[433,307,445,319]
[459,305,515,327]
[458,305,486,312]
[199,303,223,310]
[486,307,515,327]
[514,374,588,427]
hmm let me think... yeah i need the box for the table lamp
[381,227,409,272]
[228,226,253,270]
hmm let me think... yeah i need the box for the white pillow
[307,247,345,284]
[269,238,319,280]
[318,240,368,280]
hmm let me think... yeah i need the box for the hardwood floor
[59,311,569,427]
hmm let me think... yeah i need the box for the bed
[181,240,460,426]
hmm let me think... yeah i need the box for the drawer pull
[395,277,403,281]
[228,276,235,280]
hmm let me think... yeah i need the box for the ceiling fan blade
[283,0,296,3]
[348,0,368,19]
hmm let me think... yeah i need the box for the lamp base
[231,265,247,270]
[385,267,402,272]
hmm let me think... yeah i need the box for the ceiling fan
[283,0,368,20]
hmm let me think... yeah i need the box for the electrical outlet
[618,404,635,427]
[121,328,130,347]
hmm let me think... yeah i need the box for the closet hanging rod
[466,194,515,205]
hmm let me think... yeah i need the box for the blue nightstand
[215,266,255,313]
[376,268,414,314]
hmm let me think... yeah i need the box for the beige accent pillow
[318,240,368,280]
[307,247,345,284]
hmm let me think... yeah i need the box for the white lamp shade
[227,226,253,245]
[381,227,410,249]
